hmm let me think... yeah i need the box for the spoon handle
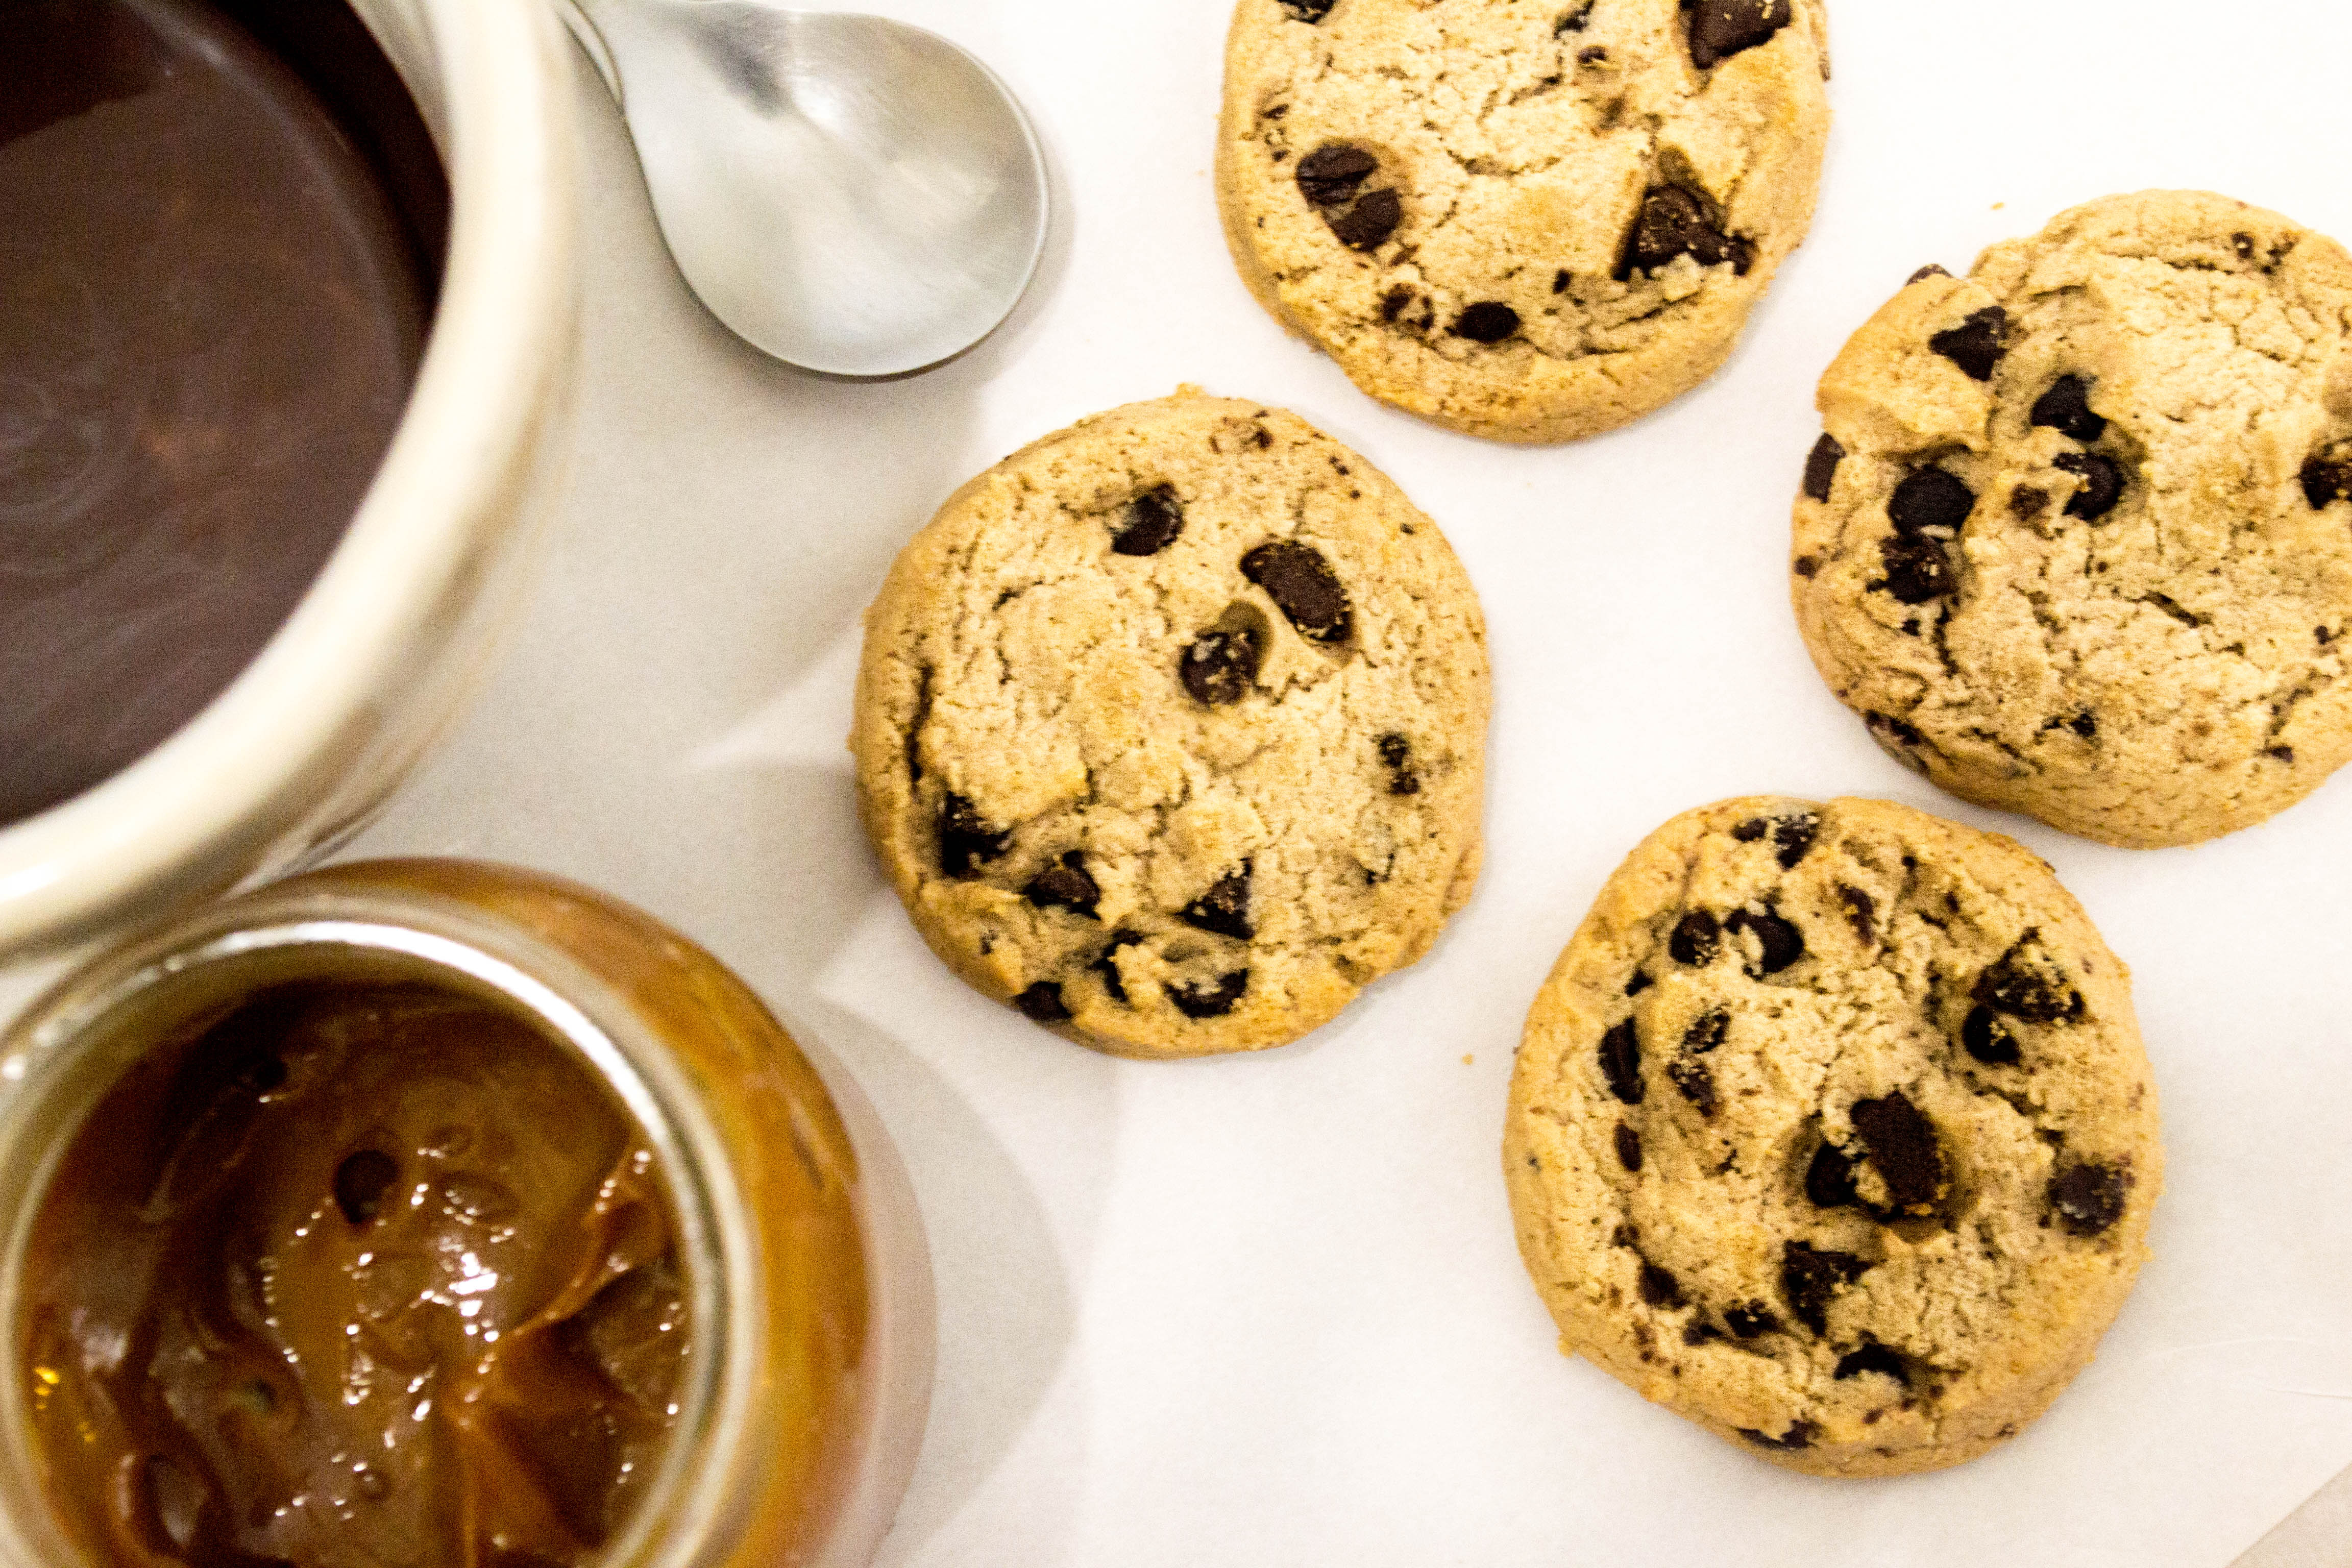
[549,0,624,104]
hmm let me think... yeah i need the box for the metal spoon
[558,0,1049,377]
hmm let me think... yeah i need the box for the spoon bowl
[565,0,1048,377]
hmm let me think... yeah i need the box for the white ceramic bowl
[0,0,579,959]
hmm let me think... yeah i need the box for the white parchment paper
[351,4,2352,1563]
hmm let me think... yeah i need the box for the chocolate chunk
[2301,454,2352,509]
[1669,910,1720,966]
[1625,969,1655,997]
[1683,1009,1729,1052]
[1850,1091,1947,1215]
[1732,818,1768,843]
[1638,1262,1685,1309]
[1111,485,1184,556]
[1974,951,2082,1023]
[1092,933,1143,1005]
[1329,187,1403,251]
[1889,467,1976,535]
[1867,712,1927,752]
[1377,732,1422,795]
[1908,263,1951,284]
[1014,983,1072,1023]
[1615,1122,1643,1172]
[1295,143,1377,208]
[2053,451,2123,520]
[1792,554,1820,578]
[1577,44,1608,63]
[1724,908,1804,975]
[2069,711,2099,740]
[1961,1006,2020,1066]
[1242,540,1354,643]
[2049,1162,2128,1237]
[2010,484,2051,521]
[2030,375,2107,442]
[1803,433,1845,502]
[1876,535,1954,603]
[1668,1059,1718,1117]
[1929,306,2007,381]
[1833,1342,1910,1384]
[1687,0,1792,69]
[1617,185,1747,278]
[939,793,1011,878]
[1025,852,1100,916]
[1278,0,1335,20]
[2270,745,2297,763]
[1805,1141,1858,1209]
[1782,1241,1869,1335]
[1170,970,1250,1020]
[1180,863,1255,941]
[1557,1,1595,30]
[1725,1302,1779,1339]
[1837,885,1877,944]
[1180,627,1263,705]
[1771,813,1820,869]
[1737,1420,1818,1451]
[1454,302,1521,343]
[333,1150,399,1227]
[1600,1019,1644,1105]
[1683,1320,1724,1346]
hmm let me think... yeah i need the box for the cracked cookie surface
[852,389,1489,1059]
[1794,191,2352,848]
[1216,0,1830,444]
[1504,796,2161,1477]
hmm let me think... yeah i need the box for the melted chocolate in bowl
[21,983,689,1568]
[0,0,445,827]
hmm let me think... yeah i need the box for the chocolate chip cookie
[1794,191,2352,848]
[1504,796,2162,1477]
[851,389,1489,1059]
[1217,0,1831,443]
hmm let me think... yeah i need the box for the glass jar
[0,860,932,1568]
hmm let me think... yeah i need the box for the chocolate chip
[1110,485,1184,556]
[1553,268,1572,292]
[1974,951,2082,1024]
[939,793,1011,877]
[1014,983,1072,1023]
[1618,185,1747,278]
[1833,1342,1910,1383]
[1805,1141,1858,1209]
[1380,285,1414,323]
[1668,1059,1718,1117]
[1170,970,1249,1019]
[1626,969,1655,996]
[1908,263,1951,284]
[1180,863,1254,940]
[2010,484,2051,521]
[1687,0,1792,69]
[1683,1320,1724,1346]
[1732,818,1768,843]
[1930,306,2007,381]
[1600,1018,1644,1105]
[1092,933,1143,1005]
[2301,454,2352,509]
[1782,1242,1869,1335]
[1377,733,1422,795]
[1725,1302,1779,1338]
[1025,852,1100,916]
[2069,710,2098,740]
[1296,143,1377,208]
[1454,302,1522,343]
[1837,885,1877,943]
[1961,1006,2020,1065]
[1329,187,1403,251]
[2053,451,2123,520]
[2270,745,2297,763]
[1611,1223,1639,1250]
[1771,813,1819,869]
[1889,466,1976,535]
[2233,231,2257,260]
[334,1150,400,1227]
[1615,1122,1643,1172]
[1724,908,1804,976]
[1577,44,1608,63]
[1669,910,1720,966]
[1737,1419,1818,1451]
[2030,375,2107,442]
[1639,1262,1685,1309]
[1867,711,1927,756]
[1802,434,1845,502]
[1850,1091,1947,1216]
[1278,0,1335,20]
[1242,540,1353,643]
[1683,1009,1729,1052]
[1792,554,1820,578]
[1876,535,1954,604]
[1557,1,1594,30]
[2049,1162,2127,1237]
[1180,627,1262,705]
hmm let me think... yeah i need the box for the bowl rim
[0,0,577,954]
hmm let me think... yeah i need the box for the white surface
[348,5,2352,1564]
